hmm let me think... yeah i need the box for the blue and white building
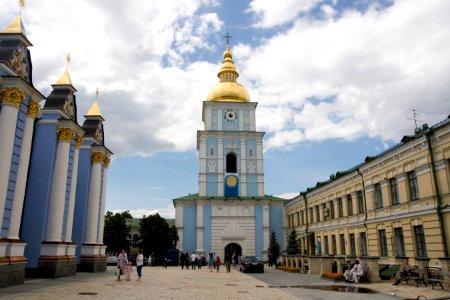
[173,46,286,260]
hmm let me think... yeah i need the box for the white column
[0,87,24,228]
[175,205,184,251]
[63,136,82,242]
[97,157,110,244]
[256,139,264,196]
[196,204,204,254]
[263,205,270,258]
[8,100,39,240]
[199,137,207,196]
[84,152,104,244]
[217,138,224,196]
[44,128,74,242]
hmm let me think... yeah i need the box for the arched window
[210,147,214,156]
[248,148,253,157]
[226,153,237,173]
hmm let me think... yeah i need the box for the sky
[1,0,449,219]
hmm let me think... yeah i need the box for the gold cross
[223,32,232,47]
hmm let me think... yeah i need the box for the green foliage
[139,213,179,260]
[268,231,281,258]
[103,211,132,253]
[286,229,300,255]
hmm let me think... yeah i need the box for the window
[248,148,253,157]
[359,232,368,256]
[378,229,388,257]
[414,225,427,258]
[349,233,356,256]
[210,147,214,156]
[226,153,237,173]
[324,236,329,255]
[330,201,335,219]
[332,235,337,255]
[296,212,300,226]
[316,205,320,222]
[390,177,399,205]
[340,234,346,255]
[357,191,365,213]
[323,203,328,220]
[309,208,313,223]
[338,198,343,218]
[300,210,304,225]
[408,171,419,201]
[374,183,383,209]
[347,194,353,216]
[394,227,405,257]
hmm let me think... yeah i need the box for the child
[215,256,221,272]
[125,262,133,281]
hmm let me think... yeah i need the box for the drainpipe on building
[356,168,368,230]
[425,129,449,257]
[300,192,309,255]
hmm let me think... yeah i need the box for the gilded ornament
[27,100,40,118]
[0,87,25,108]
[56,128,74,142]
[75,136,83,149]
[91,152,105,164]
[104,157,111,168]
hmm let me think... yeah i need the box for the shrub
[322,272,344,280]
[277,266,299,273]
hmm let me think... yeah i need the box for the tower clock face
[226,175,238,187]
[224,109,237,122]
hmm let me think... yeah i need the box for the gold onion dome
[206,47,249,102]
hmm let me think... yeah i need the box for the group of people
[343,259,364,283]
[116,249,144,281]
[179,252,205,270]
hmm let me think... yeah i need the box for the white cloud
[111,206,175,219]
[276,192,300,199]
[248,0,321,28]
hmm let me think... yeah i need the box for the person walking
[190,252,197,270]
[225,253,231,273]
[180,252,186,269]
[136,251,144,280]
[215,256,221,272]
[185,253,190,270]
[116,249,128,281]
[209,253,214,272]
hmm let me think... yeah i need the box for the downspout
[356,168,368,230]
[301,192,309,255]
[425,130,449,257]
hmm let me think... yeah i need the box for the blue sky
[1,0,449,218]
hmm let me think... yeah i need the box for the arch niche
[224,243,242,258]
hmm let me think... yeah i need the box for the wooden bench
[426,266,444,290]
[400,267,427,287]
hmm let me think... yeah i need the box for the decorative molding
[56,128,74,142]
[90,152,105,164]
[0,87,25,108]
[27,100,40,118]
[75,136,83,149]
[104,157,111,168]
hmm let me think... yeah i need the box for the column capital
[91,152,105,164]
[75,136,83,149]
[56,128,74,142]
[27,100,41,118]
[104,157,111,168]
[0,87,25,108]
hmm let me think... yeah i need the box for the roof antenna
[408,108,422,132]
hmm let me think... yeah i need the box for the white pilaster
[84,152,104,244]
[263,205,270,253]
[256,139,264,196]
[44,128,73,242]
[8,101,39,240]
[64,136,82,242]
[97,157,110,244]
[240,138,247,196]
[0,89,24,229]
[217,138,224,196]
[218,109,222,130]
[196,204,204,254]
[199,138,207,196]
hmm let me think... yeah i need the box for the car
[106,252,117,265]
[240,256,264,273]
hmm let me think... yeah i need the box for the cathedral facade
[173,47,286,260]
[0,15,112,287]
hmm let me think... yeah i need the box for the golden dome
[206,47,250,102]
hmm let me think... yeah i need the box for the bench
[358,265,369,283]
[400,267,427,287]
[426,266,444,290]
[379,264,400,280]
[300,263,309,274]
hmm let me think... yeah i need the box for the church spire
[85,88,104,121]
[53,54,76,92]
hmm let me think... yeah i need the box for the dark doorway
[226,153,237,173]
[224,243,242,257]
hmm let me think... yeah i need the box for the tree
[268,231,281,258]
[103,211,132,254]
[286,228,300,255]
[139,213,179,263]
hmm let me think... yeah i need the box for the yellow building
[285,116,450,271]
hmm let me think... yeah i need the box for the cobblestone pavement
[0,265,448,300]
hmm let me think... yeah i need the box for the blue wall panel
[206,174,217,196]
[183,206,197,255]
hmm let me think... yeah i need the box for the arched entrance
[224,243,242,258]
